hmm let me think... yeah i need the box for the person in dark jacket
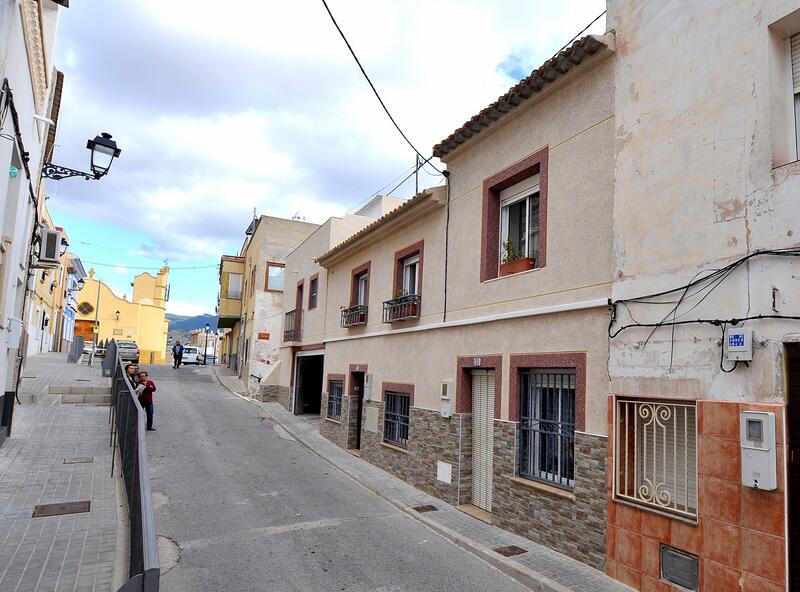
[137,371,157,431]
[172,342,184,368]
[125,363,140,388]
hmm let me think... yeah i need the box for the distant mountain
[167,314,218,332]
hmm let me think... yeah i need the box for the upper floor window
[500,175,540,268]
[227,272,242,299]
[402,255,419,295]
[250,267,256,296]
[266,263,285,292]
[792,33,800,156]
[309,276,318,309]
[355,272,368,305]
[480,147,548,281]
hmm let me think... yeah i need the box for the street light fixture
[115,310,120,321]
[42,132,122,181]
[204,323,210,366]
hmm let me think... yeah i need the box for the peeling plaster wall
[608,0,800,402]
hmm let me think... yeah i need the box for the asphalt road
[144,364,527,592]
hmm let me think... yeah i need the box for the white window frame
[402,254,420,295]
[357,273,368,306]
[499,174,539,264]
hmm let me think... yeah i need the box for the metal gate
[471,370,495,512]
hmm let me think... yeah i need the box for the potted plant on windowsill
[500,239,535,276]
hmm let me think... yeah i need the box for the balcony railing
[226,289,242,300]
[341,305,368,328]
[382,294,421,323]
[283,309,301,342]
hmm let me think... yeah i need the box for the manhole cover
[494,545,527,557]
[413,505,438,513]
[63,457,94,464]
[32,501,91,518]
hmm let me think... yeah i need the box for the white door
[472,369,495,512]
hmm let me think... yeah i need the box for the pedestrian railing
[109,343,160,592]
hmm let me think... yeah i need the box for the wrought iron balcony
[382,294,421,323]
[341,305,368,328]
[283,309,301,342]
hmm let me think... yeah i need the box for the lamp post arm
[41,163,99,181]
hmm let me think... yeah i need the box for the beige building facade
[276,34,616,571]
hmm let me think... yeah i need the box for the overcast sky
[46,0,605,316]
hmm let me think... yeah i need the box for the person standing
[172,341,184,368]
[137,371,157,431]
[125,363,140,387]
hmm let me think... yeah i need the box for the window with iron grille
[384,391,410,447]
[519,369,576,488]
[327,379,343,419]
[616,399,697,519]
[309,277,318,309]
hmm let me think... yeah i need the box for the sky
[46,0,606,316]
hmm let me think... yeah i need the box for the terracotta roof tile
[432,35,608,159]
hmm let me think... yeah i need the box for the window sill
[324,417,341,425]
[510,476,575,499]
[482,265,544,284]
[612,496,698,526]
[380,441,409,454]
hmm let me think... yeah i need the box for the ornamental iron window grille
[384,391,410,447]
[341,305,368,328]
[283,310,297,342]
[77,302,94,315]
[327,380,343,419]
[309,277,318,309]
[519,369,575,488]
[615,399,698,519]
[382,294,421,323]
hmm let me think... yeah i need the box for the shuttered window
[792,34,800,156]
[472,370,495,512]
[384,391,410,447]
[327,379,343,419]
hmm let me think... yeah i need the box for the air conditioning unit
[38,228,62,266]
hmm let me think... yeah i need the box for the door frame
[292,349,324,415]
[350,371,365,449]
[785,343,800,590]
[471,368,496,513]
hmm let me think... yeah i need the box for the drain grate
[63,457,94,464]
[32,501,91,518]
[493,545,527,557]
[413,505,438,513]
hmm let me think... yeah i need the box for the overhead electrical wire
[82,261,219,271]
[319,0,442,175]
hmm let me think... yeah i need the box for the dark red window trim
[349,261,371,306]
[508,352,586,431]
[308,273,319,309]
[480,146,549,282]
[392,240,424,297]
[380,382,415,405]
[455,355,503,419]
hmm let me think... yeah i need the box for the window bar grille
[327,380,343,419]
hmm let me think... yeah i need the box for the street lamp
[203,323,210,365]
[42,133,122,181]
[115,310,120,321]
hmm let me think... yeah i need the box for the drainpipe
[442,170,451,323]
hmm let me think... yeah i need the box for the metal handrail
[382,294,421,323]
[109,343,160,592]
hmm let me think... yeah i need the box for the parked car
[182,346,199,365]
[116,341,140,363]
[198,352,215,365]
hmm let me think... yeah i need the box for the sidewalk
[211,368,632,592]
[18,353,111,404]
[210,363,246,396]
[0,354,117,592]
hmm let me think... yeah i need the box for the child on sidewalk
[136,371,157,431]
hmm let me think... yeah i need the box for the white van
[182,346,200,365]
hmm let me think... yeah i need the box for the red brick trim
[455,355,503,419]
[295,280,304,310]
[349,261,371,306]
[392,240,424,297]
[265,261,285,293]
[348,363,368,397]
[480,146,549,282]
[508,352,586,431]
[327,373,345,384]
[308,273,319,309]
[294,280,304,337]
[381,382,415,406]
[299,342,324,351]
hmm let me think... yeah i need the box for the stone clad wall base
[492,426,607,570]
[259,384,288,403]
[319,394,350,449]
[359,403,462,506]
[277,386,292,412]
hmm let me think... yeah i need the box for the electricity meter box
[740,411,777,491]
[724,327,753,362]
[440,381,454,418]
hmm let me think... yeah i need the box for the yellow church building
[75,266,170,364]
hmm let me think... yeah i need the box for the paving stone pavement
[0,355,117,592]
[214,378,634,592]
[18,353,110,396]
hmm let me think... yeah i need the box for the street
[145,364,528,592]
